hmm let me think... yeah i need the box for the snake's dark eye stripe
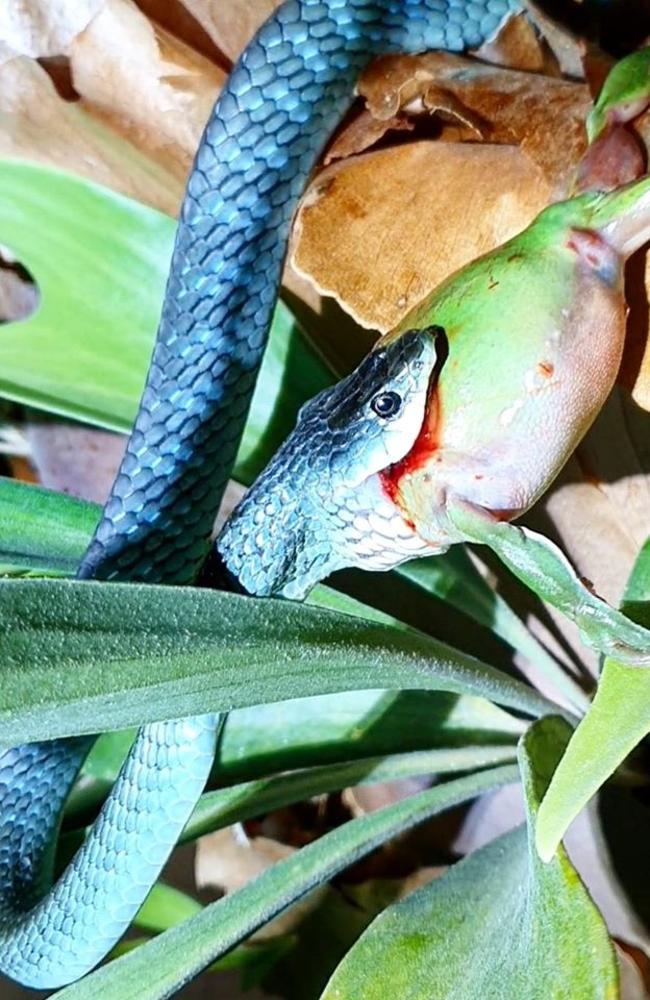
[371,391,402,418]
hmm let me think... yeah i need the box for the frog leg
[446,498,650,666]
[587,47,650,143]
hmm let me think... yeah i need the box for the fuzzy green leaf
[320,717,616,1000]
[53,765,517,1000]
[0,477,96,577]
[536,538,650,861]
[0,578,561,747]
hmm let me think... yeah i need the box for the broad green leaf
[0,476,96,577]
[321,717,616,1000]
[53,765,518,1000]
[0,159,329,484]
[536,538,650,861]
[0,579,561,746]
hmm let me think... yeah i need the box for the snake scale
[0,1,518,988]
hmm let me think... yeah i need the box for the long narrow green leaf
[53,764,518,1000]
[0,477,96,577]
[180,746,518,843]
[398,550,588,710]
[0,159,329,484]
[536,537,650,861]
[0,578,566,747]
[321,718,616,999]
[65,691,521,820]
[0,462,562,709]
[134,883,202,935]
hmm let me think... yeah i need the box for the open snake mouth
[379,326,449,522]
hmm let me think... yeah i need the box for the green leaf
[536,537,650,861]
[320,717,617,1000]
[52,765,517,1000]
[64,747,518,853]
[0,477,97,577]
[110,935,295,987]
[180,746,518,844]
[134,883,202,934]
[0,159,329,484]
[0,578,565,747]
[448,504,650,666]
[65,691,521,821]
[0,444,560,698]
[397,549,589,711]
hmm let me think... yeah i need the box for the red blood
[379,388,442,506]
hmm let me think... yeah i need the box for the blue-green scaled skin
[0,0,517,989]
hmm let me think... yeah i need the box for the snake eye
[370,390,402,418]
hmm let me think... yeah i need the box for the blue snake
[0,1,519,989]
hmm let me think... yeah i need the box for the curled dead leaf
[71,0,223,177]
[531,387,650,608]
[195,826,326,940]
[0,0,103,58]
[358,53,590,190]
[292,141,550,332]
[0,55,181,213]
[519,0,586,79]
[180,0,283,65]
[474,10,560,75]
[342,777,430,818]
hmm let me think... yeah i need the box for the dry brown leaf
[26,424,127,504]
[474,11,560,75]
[134,0,227,67]
[342,776,430,817]
[629,336,650,412]
[71,0,223,177]
[617,946,649,1000]
[180,0,282,65]
[324,109,413,166]
[0,265,38,323]
[520,0,586,79]
[0,0,103,58]
[358,53,590,190]
[291,141,550,332]
[530,388,650,608]
[195,827,326,940]
[0,56,181,213]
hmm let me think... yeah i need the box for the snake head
[215,326,445,598]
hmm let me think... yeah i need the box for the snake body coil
[0,0,517,987]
